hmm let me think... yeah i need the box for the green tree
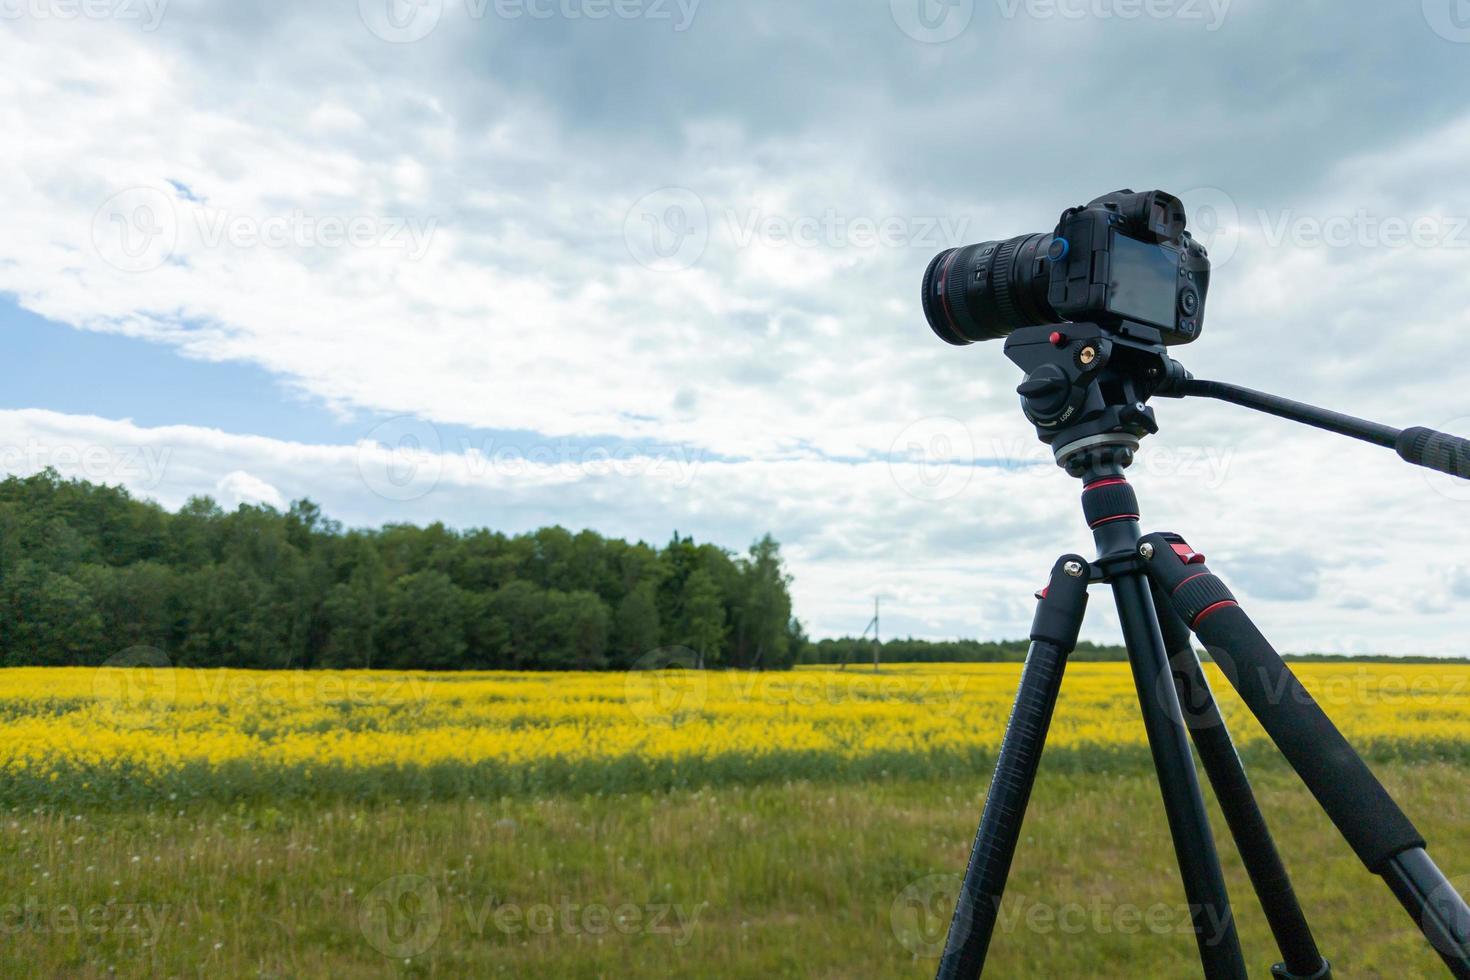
[74,561,178,653]
[612,582,661,667]
[377,571,466,670]
[319,580,377,669]
[1,565,106,666]
[0,472,801,673]
[680,569,727,669]
[537,590,610,670]
[734,534,794,670]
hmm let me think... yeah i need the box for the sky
[3,0,1470,654]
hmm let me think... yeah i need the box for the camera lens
[922,233,1057,345]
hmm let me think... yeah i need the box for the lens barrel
[922,233,1056,345]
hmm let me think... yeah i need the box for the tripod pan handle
[1397,427,1470,480]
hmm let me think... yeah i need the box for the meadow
[2,662,1468,977]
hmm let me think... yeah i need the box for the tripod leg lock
[1137,530,1427,872]
[1145,533,1240,628]
[1031,555,1090,649]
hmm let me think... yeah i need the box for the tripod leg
[1141,531,1470,980]
[1153,584,1332,980]
[935,554,1090,980]
[1083,475,1248,979]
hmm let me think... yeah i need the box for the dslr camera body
[922,190,1210,468]
[923,189,1210,347]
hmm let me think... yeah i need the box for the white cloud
[0,408,1464,656]
[214,470,285,510]
[1,4,1469,655]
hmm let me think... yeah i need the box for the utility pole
[859,595,881,673]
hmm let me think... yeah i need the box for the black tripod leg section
[1142,532,1470,980]
[1153,584,1332,980]
[935,555,1090,980]
[1084,476,1248,979]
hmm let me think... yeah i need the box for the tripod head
[1005,322,1470,483]
[1004,321,1182,477]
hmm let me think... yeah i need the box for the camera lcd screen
[1106,231,1179,329]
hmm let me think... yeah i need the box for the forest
[0,470,804,670]
[801,637,1128,664]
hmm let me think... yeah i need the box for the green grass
[2,756,1465,978]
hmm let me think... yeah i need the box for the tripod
[935,322,1470,979]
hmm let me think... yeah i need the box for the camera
[921,189,1210,347]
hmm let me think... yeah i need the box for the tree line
[801,637,1129,664]
[0,470,805,671]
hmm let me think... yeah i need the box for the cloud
[1,407,1465,656]
[214,470,286,510]
[1218,552,1322,602]
[1451,566,1470,600]
[1,3,1469,655]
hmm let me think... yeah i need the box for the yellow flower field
[2,661,1468,804]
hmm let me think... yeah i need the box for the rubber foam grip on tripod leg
[1397,426,1470,478]
[1191,605,1425,872]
